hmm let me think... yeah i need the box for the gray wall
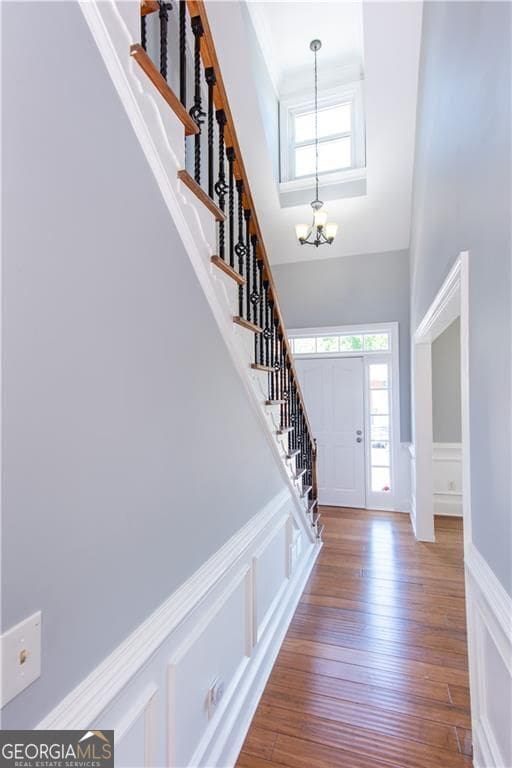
[1,1,284,726]
[432,318,461,443]
[273,250,411,441]
[241,4,280,182]
[410,2,511,592]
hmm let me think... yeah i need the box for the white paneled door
[296,357,365,508]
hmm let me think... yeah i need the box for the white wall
[0,1,286,728]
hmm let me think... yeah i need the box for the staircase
[83,0,321,542]
[139,0,320,538]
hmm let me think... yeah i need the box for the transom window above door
[291,331,390,355]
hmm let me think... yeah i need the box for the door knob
[356,437,362,443]
[356,430,362,435]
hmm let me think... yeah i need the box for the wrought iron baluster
[250,235,260,362]
[300,410,306,469]
[288,368,294,454]
[159,2,172,80]
[226,148,235,268]
[190,16,205,185]
[179,0,187,106]
[292,384,298,451]
[235,179,246,315]
[265,294,271,370]
[258,262,265,363]
[205,68,216,199]
[215,111,228,261]
[281,344,287,426]
[306,433,313,488]
[250,235,260,327]
[245,209,252,321]
[273,318,280,408]
[268,300,275,399]
[283,350,289,424]
[263,281,270,369]
[141,13,147,51]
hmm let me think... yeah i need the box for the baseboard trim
[434,494,462,517]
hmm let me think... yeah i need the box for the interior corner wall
[240,3,280,184]
[0,1,284,727]
[432,318,462,443]
[273,249,411,442]
[409,1,511,594]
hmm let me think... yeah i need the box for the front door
[295,356,365,508]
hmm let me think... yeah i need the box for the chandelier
[295,40,338,247]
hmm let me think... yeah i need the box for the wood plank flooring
[236,507,472,768]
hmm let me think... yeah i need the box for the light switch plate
[1,611,41,706]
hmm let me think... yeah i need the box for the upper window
[280,83,365,184]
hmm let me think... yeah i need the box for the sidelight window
[369,362,391,493]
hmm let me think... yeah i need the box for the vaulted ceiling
[207,1,423,265]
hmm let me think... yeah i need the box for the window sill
[279,167,366,208]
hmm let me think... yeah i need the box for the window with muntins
[280,83,365,183]
[291,332,389,355]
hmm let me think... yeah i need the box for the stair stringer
[79,0,319,546]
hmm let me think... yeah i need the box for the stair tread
[141,0,159,15]
[211,256,245,285]
[277,426,294,435]
[177,170,225,220]
[294,467,307,481]
[287,448,300,459]
[301,485,313,498]
[130,45,198,136]
[251,363,275,374]
[265,399,285,405]
[234,316,263,333]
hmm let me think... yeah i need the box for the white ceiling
[207,1,423,266]
[247,1,365,93]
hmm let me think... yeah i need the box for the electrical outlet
[207,678,225,717]
[448,480,456,491]
[0,611,41,706]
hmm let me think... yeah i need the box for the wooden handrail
[186,0,315,446]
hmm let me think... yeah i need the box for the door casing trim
[288,322,401,511]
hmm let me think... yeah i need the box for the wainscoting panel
[433,442,462,516]
[466,544,512,768]
[114,687,158,768]
[253,518,289,644]
[36,489,320,767]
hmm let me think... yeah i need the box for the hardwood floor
[236,507,472,768]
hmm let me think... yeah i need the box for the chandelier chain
[295,39,337,247]
[314,44,319,203]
